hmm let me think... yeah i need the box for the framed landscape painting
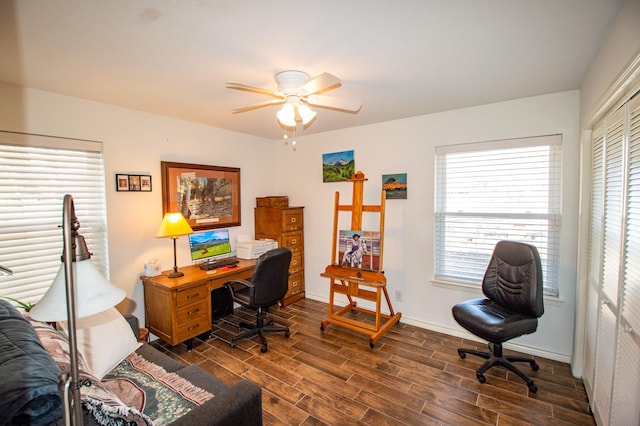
[382,173,407,199]
[322,150,355,182]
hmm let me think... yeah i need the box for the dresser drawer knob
[186,293,200,299]
[291,239,297,244]
[188,324,200,331]
[291,217,296,223]
[187,308,200,315]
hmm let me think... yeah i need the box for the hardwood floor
[151,298,594,425]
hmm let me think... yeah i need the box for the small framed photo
[115,173,152,192]
[140,175,152,192]
[116,174,130,192]
[129,175,141,191]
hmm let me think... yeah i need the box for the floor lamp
[30,194,125,426]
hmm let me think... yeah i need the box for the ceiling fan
[226,70,362,128]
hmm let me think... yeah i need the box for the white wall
[0,81,581,361]
[0,82,278,322]
[276,90,581,362]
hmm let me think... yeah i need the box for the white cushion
[59,307,141,379]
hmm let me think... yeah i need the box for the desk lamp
[156,212,193,278]
[30,194,126,426]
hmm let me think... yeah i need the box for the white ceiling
[0,0,623,140]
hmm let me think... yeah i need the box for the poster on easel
[338,230,381,271]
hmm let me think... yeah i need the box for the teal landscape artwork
[382,173,407,199]
[322,150,355,182]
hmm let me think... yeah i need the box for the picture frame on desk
[161,161,241,231]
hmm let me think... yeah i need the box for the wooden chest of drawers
[255,205,305,306]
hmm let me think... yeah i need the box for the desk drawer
[176,318,210,340]
[176,299,209,324]
[176,284,208,307]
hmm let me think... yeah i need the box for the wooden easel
[320,171,401,347]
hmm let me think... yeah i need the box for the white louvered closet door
[584,94,640,425]
[593,106,624,424]
[584,125,604,390]
[610,95,640,425]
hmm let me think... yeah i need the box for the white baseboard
[304,292,571,364]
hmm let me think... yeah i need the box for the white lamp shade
[276,103,296,127]
[30,260,126,322]
[298,103,317,125]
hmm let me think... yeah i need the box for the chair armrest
[169,375,262,426]
[224,279,253,289]
[225,279,253,296]
[123,314,140,340]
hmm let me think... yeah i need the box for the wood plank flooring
[150,298,594,425]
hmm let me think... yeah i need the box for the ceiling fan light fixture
[277,102,296,127]
[298,103,317,125]
[228,70,360,133]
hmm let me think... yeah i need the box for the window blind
[434,134,562,296]
[0,131,108,305]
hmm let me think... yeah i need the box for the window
[0,131,108,304]
[434,134,562,296]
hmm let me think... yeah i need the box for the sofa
[0,299,262,426]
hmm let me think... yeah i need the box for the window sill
[431,278,566,306]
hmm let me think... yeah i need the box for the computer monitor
[188,229,232,263]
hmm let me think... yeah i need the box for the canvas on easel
[338,230,381,270]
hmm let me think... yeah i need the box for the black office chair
[224,247,292,353]
[452,240,544,392]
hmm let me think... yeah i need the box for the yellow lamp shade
[156,212,193,238]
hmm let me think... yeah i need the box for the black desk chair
[452,240,544,392]
[224,247,292,353]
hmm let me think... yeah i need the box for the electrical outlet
[395,290,403,302]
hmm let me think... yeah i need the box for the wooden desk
[141,259,256,350]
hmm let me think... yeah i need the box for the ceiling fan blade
[305,94,362,112]
[299,72,341,95]
[232,99,284,113]
[226,81,282,97]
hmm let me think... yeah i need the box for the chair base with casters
[229,306,290,353]
[457,341,539,393]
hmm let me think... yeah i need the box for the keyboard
[199,257,239,270]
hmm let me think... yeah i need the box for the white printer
[236,235,278,259]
